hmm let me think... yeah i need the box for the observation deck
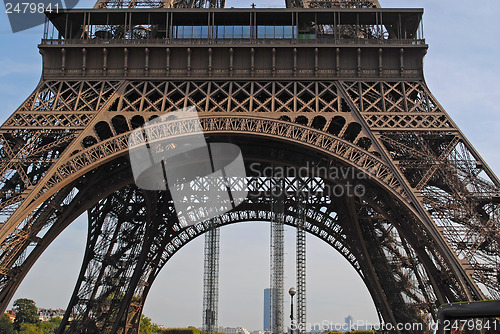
[40,7,426,80]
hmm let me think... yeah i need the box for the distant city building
[38,308,66,321]
[311,323,322,332]
[219,327,250,334]
[5,307,68,322]
[4,310,15,322]
[263,288,271,331]
[251,330,265,334]
[345,315,354,331]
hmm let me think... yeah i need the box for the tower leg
[58,187,179,334]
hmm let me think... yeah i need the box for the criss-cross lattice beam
[0,135,470,331]
[94,0,224,9]
[295,184,306,333]
[270,176,285,334]
[286,0,379,9]
[339,80,500,299]
[202,221,220,334]
[0,77,497,323]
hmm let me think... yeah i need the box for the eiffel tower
[0,0,499,333]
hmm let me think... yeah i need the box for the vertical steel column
[295,182,306,333]
[270,176,285,334]
[203,219,220,334]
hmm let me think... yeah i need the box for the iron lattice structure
[0,1,498,333]
[93,0,377,9]
[203,221,220,334]
[270,176,285,334]
[94,0,225,9]
[295,185,306,333]
[286,0,379,9]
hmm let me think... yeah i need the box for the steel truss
[50,161,464,332]
[0,78,498,332]
[202,220,220,334]
[270,176,285,334]
[0,2,498,333]
[287,0,379,9]
[0,77,498,314]
[93,0,224,9]
[295,181,306,333]
[93,0,375,10]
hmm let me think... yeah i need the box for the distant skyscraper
[345,315,354,331]
[264,288,271,331]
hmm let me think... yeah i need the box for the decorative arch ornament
[0,5,499,331]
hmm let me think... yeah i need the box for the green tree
[162,328,201,334]
[17,323,43,334]
[39,317,62,334]
[13,299,39,331]
[0,313,14,334]
[140,315,162,334]
[140,315,154,334]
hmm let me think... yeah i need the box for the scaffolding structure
[270,177,285,334]
[295,182,307,333]
[2,1,499,332]
[203,219,220,334]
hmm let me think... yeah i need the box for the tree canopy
[0,313,15,334]
[13,299,38,331]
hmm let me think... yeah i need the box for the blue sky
[0,0,499,330]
